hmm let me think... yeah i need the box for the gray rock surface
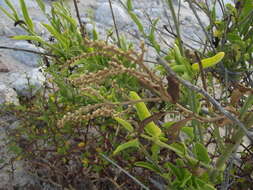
[0,1,49,187]
[0,119,37,189]
[8,68,45,98]
[11,41,43,67]
[95,2,131,29]
[0,83,19,105]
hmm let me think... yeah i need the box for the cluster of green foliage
[1,0,253,189]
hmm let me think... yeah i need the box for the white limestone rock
[0,83,19,105]
[8,69,45,98]
[11,41,43,67]
[95,2,131,29]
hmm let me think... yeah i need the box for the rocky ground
[0,0,232,189]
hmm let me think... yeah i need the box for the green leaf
[19,0,34,32]
[174,44,183,65]
[151,144,160,161]
[35,0,45,12]
[9,145,22,154]
[173,45,193,76]
[12,35,63,54]
[210,5,216,21]
[244,27,253,40]
[126,0,133,10]
[12,35,44,43]
[12,35,53,49]
[162,121,175,128]
[42,23,68,48]
[191,52,225,71]
[135,161,161,173]
[92,28,99,40]
[170,142,186,157]
[193,143,210,165]
[181,127,194,139]
[154,139,186,157]
[56,11,77,28]
[166,162,183,180]
[180,169,192,187]
[129,91,162,137]
[3,0,19,20]
[149,18,160,53]
[114,117,134,132]
[227,31,241,42]
[203,184,216,190]
[0,6,15,20]
[171,65,188,72]
[113,139,139,155]
[128,11,145,36]
[239,0,253,19]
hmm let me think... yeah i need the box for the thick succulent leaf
[192,52,225,71]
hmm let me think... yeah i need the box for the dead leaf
[166,75,180,104]
[235,83,253,95]
[216,106,238,127]
[231,89,242,106]
[216,118,233,127]
[167,117,192,143]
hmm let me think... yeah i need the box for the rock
[85,23,97,39]
[95,2,131,29]
[0,119,39,189]
[8,69,45,98]
[0,83,19,105]
[0,0,39,9]
[0,24,14,37]
[0,116,59,189]
[11,41,43,67]
[0,23,28,37]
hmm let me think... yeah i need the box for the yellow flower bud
[78,142,85,148]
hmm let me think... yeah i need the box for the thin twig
[186,0,216,52]
[176,103,225,123]
[72,0,86,38]
[108,0,121,48]
[166,0,184,55]
[100,153,150,190]
[0,46,56,57]
[157,56,253,142]
[194,51,207,91]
